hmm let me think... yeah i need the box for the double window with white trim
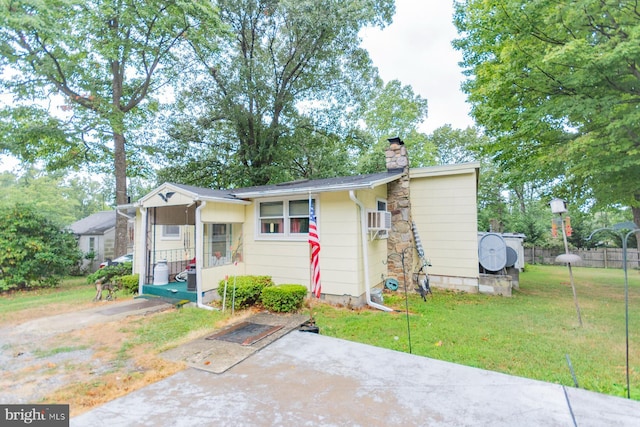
[257,197,316,239]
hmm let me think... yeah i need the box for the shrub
[261,284,307,313]
[0,204,82,291]
[87,262,132,286]
[217,275,274,308]
[119,274,140,294]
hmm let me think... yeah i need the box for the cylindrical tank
[153,260,169,285]
[187,264,197,292]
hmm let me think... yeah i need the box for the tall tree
[159,0,395,187]
[0,0,221,256]
[454,0,640,227]
[355,79,431,173]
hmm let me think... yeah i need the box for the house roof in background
[69,211,116,235]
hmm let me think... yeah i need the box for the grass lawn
[312,264,640,400]
[1,265,638,405]
[0,277,97,324]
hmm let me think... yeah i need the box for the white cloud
[360,0,474,133]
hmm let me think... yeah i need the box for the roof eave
[194,196,251,205]
[232,173,402,199]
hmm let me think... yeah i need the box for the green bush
[0,204,82,291]
[87,262,133,286]
[217,275,274,308]
[261,284,307,312]
[119,274,140,294]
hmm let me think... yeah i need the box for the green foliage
[160,0,395,187]
[119,274,140,295]
[261,284,307,313]
[87,263,133,286]
[355,80,431,174]
[0,169,78,225]
[454,0,640,224]
[217,275,274,309]
[0,0,224,255]
[0,204,81,291]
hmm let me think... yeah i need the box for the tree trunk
[632,204,640,252]
[114,131,128,257]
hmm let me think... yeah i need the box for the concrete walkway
[72,331,640,426]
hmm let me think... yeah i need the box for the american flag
[308,202,322,298]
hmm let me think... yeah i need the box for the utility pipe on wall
[195,200,214,310]
[349,190,393,312]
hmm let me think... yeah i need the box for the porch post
[137,206,147,295]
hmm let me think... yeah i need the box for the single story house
[70,210,137,272]
[70,210,117,272]
[126,139,480,310]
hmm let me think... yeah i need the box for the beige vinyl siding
[242,191,369,296]
[200,202,245,223]
[149,225,194,252]
[243,198,309,287]
[410,168,479,279]
[350,187,389,292]
[314,192,360,296]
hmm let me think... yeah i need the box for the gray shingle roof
[230,171,402,198]
[171,183,240,201]
[69,211,116,235]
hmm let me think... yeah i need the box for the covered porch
[134,183,250,307]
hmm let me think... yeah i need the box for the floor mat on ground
[206,322,283,346]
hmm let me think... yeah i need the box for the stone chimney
[385,137,414,290]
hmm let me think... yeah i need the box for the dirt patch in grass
[43,325,186,417]
[0,304,187,417]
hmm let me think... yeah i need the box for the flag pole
[307,192,315,322]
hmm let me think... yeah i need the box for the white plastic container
[153,260,169,285]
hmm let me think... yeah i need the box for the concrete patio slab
[72,331,640,426]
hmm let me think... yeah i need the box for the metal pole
[561,213,582,327]
[622,229,640,399]
[587,226,639,399]
[622,233,630,399]
[401,246,412,354]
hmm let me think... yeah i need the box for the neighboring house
[69,211,116,272]
[126,139,480,309]
[70,210,136,272]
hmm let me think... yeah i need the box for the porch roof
[137,182,250,208]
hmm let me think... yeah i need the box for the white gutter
[195,200,214,310]
[349,190,393,312]
[137,206,147,296]
[116,209,134,220]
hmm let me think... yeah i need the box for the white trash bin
[153,260,169,285]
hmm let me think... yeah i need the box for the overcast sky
[360,0,474,132]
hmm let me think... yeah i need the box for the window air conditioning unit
[367,210,391,239]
